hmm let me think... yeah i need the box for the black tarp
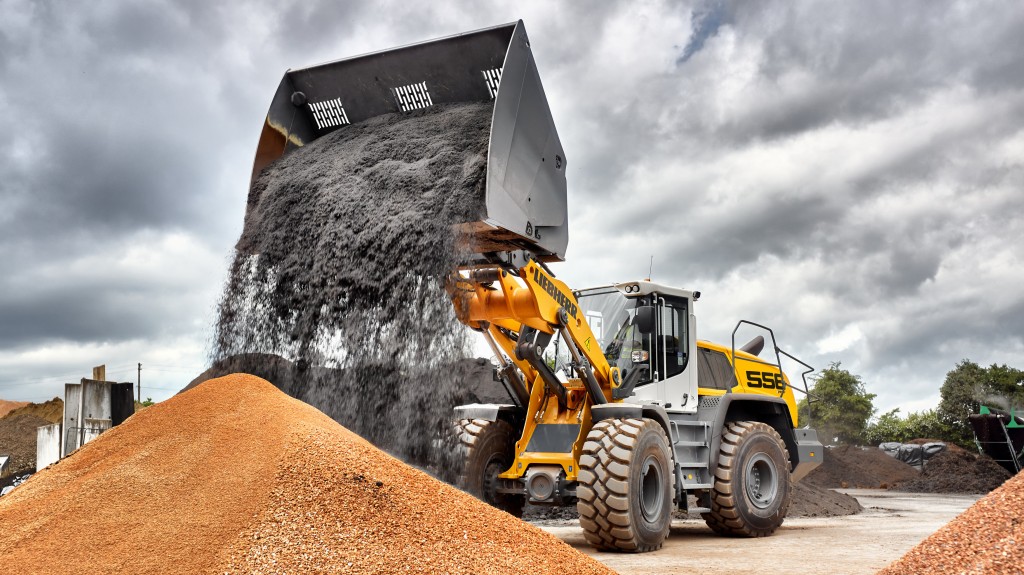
[879,442,947,470]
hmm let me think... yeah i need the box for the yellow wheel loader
[252,20,822,552]
[449,268,822,551]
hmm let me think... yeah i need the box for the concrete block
[36,424,62,471]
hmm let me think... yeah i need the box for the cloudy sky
[1,0,1022,417]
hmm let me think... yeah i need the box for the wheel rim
[482,455,505,504]
[744,452,779,509]
[639,454,664,522]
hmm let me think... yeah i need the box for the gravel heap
[0,374,613,575]
[878,471,1024,575]
[787,481,863,517]
[891,450,1011,494]
[804,445,920,489]
[0,413,51,477]
[214,102,494,479]
[2,397,63,424]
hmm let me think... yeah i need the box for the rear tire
[577,418,674,552]
[456,418,525,517]
[702,421,792,537]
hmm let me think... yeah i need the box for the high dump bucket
[251,20,568,262]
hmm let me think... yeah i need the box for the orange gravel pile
[878,470,1024,575]
[0,374,612,575]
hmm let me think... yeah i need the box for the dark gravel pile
[804,445,920,489]
[788,481,863,517]
[213,102,494,480]
[891,450,1011,494]
[0,414,51,477]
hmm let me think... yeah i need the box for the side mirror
[634,306,655,334]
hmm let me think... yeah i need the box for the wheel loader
[251,20,823,552]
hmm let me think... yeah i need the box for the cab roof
[577,281,696,301]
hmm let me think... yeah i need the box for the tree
[983,363,1024,413]
[864,409,904,445]
[799,362,876,445]
[936,359,1024,448]
[937,360,989,447]
[865,408,952,446]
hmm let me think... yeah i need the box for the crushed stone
[0,374,613,575]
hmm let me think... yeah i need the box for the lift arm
[448,260,617,407]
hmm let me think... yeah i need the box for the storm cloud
[1,0,1023,416]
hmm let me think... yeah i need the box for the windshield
[576,287,651,382]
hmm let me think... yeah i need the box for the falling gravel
[214,102,494,478]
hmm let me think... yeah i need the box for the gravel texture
[0,374,613,575]
[877,471,1024,575]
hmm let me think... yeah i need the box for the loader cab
[574,282,700,412]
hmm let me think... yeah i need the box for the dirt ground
[538,489,980,575]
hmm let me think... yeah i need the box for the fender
[590,402,674,444]
[698,393,822,480]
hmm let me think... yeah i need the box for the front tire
[702,421,792,537]
[456,418,525,517]
[577,418,674,552]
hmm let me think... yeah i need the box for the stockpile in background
[0,374,613,575]
[0,414,51,479]
[804,445,920,489]
[893,450,1011,494]
[2,398,63,424]
[0,400,29,418]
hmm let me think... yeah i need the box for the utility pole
[137,363,141,402]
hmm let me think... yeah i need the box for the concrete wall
[82,418,111,445]
[57,378,128,460]
[80,380,112,448]
[62,383,83,457]
[36,424,62,471]
[81,379,112,421]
